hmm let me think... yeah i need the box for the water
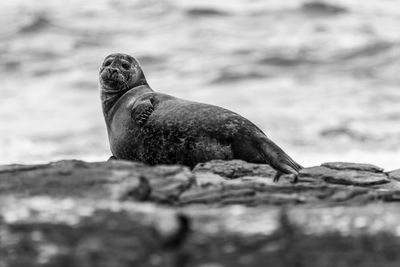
[1,0,400,170]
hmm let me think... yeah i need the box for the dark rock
[388,169,400,181]
[322,162,384,173]
[193,160,276,179]
[300,165,389,186]
[183,205,400,267]
[193,171,228,186]
[179,178,377,206]
[1,159,400,266]
[0,163,49,173]
[299,166,334,182]
[0,198,188,267]
[0,160,194,202]
[116,176,151,201]
[140,164,195,203]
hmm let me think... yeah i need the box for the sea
[1,0,400,170]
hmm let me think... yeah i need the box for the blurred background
[0,0,399,170]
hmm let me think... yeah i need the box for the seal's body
[100,53,302,181]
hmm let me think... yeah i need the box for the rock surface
[1,159,400,266]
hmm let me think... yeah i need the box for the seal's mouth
[100,69,127,90]
[101,77,121,89]
[102,78,119,85]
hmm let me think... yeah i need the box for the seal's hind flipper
[131,99,154,126]
[259,137,302,181]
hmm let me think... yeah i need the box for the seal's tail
[260,137,303,176]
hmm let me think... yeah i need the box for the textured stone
[388,169,400,181]
[299,166,334,182]
[3,197,400,267]
[321,162,384,173]
[0,163,49,173]
[193,160,276,179]
[194,171,227,186]
[324,170,389,186]
[300,166,389,186]
[0,159,400,266]
[0,197,188,267]
[0,160,194,202]
[184,205,400,267]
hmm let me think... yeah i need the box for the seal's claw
[273,171,283,183]
[137,118,147,126]
[289,174,299,184]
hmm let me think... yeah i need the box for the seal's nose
[107,68,119,79]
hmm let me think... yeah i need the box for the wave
[257,55,317,67]
[300,1,347,16]
[137,55,167,66]
[185,7,230,17]
[334,41,395,61]
[320,126,370,142]
[211,69,269,84]
[19,12,51,33]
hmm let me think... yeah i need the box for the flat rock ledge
[1,159,400,267]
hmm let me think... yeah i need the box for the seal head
[99,53,145,92]
[99,53,149,115]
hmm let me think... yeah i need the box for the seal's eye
[104,60,112,67]
[121,62,130,70]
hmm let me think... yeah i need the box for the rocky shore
[1,159,400,266]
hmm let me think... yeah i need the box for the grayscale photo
[0,0,400,266]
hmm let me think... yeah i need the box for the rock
[0,160,194,202]
[0,197,188,267]
[183,205,400,267]
[194,172,228,186]
[1,159,400,266]
[299,166,334,182]
[0,163,49,173]
[193,159,277,179]
[3,196,400,266]
[388,169,400,181]
[321,162,384,173]
[300,165,390,186]
[113,176,151,201]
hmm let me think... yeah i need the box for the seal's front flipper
[132,99,154,126]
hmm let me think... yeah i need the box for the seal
[99,53,302,182]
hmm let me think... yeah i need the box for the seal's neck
[101,76,153,118]
[134,74,148,87]
[101,89,127,117]
[101,85,154,118]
